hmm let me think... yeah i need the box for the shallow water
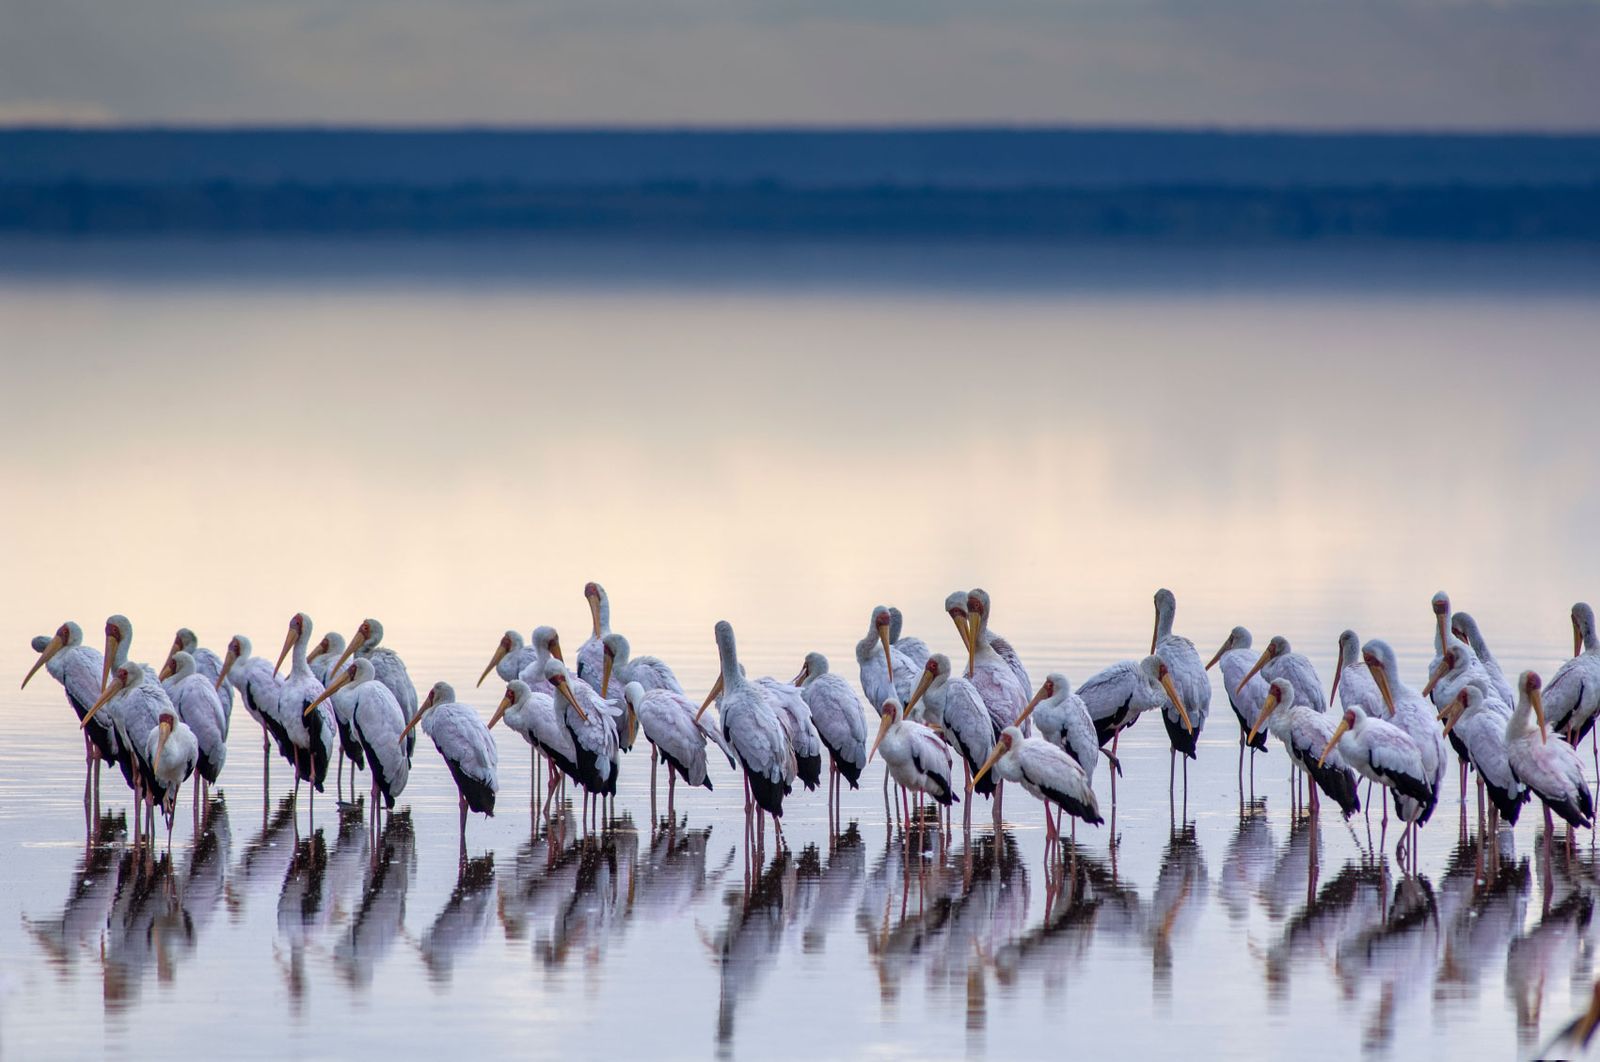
[3,240,1600,1060]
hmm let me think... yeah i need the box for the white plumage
[1025,671,1108,785]
[868,698,957,806]
[410,682,499,824]
[1363,638,1445,824]
[626,681,727,790]
[1543,602,1600,743]
[477,629,536,688]
[973,726,1101,836]
[1075,655,1171,746]
[272,613,338,800]
[1246,679,1360,818]
[1151,589,1208,759]
[795,652,868,789]
[576,581,613,688]
[311,657,411,809]
[1506,671,1594,830]
[1438,685,1525,823]
[756,676,824,792]
[856,605,914,716]
[700,621,794,821]
[161,651,228,785]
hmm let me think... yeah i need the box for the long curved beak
[601,653,613,698]
[972,742,1005,786]
[1533,687,1548,743]
[158,656,177,682]
[81,674,127,728]
[695,675,724,723]
[879,625,895,684]
[161,636,183,676]
[904,668,936,717]
[1371,665,1396,716]
[1316,715,1350,768]
[588,594,602,639]
[791,664,807,686]
[1150,616,1159,656]
[1436,611,1449,653]
[22,632,66,689]
[1576,616,1584,660]
[1162,672,1194,734]
[400,690,435,738]
[556,681,588,724]
[1245,690,1279,746]
[477,642,509,688]
[215,648,237,691]
[1328,658,1342,710]
[155,720,173,768]
[1016,682,1049,729]
[1439,698,1466,738]
[966,612,982,678]
[1236,647,1272,696]
[867,712,893,764]
[304,670,352,717]
[328,632,361,680]
[1204,640,1227,671]
[1420,659,1448,698]
[550,638,564,663]
[488,687,516,730]
[100,631,120,692]
[273,625,297,677]
[948,611,972,657]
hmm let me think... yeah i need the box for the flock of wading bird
[19,585,1600,871]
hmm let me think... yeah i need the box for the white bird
[476,629,536,688]
[307,630,347,687]
[576,581,613,689]
[885,607,930,670]
[1422,642,1502,804]
[973,719,1101,846]
[79,662,167,850]
[1449,611,1517,708]
[404,682,498,848]
[697,621,794,843]
[1544,602,1600,745]
[488,679,581,814]
[1318,705,1433,833]
[307,657,411,823]
[272,612,339,817]
[544,656,619,826]
[1245,678,1360,819]
[1076,654,1175,748]
[1024,671,1113,785]
[867,697,957,823]
[158,651,227,804]
[601,632,684,696]
[966,589,1031,697]
[329,618,419,720]
[161,628,233,734]
[1506,671,1594,844]
[903,652,996,832]
[1436,685,1525,825]
[22,621,116,803]
[215,634,285,786]
[756,676,824,792]
[1329,629,1382,716]
[1151,589,1208,792]
[515,626,565,697]
[1205,626,1270,777]
[794,652,868,821]
[143,705,198,858]
[97,614,159,691]
[1362,638,1445,860]
[625,680,732,820]
[856,605,914,716]
[1236,635,1325,717]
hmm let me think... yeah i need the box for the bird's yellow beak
[1327,655,1343,710]
[158,655,177,682]
[1203,639,1227,671]
[155,719,173,767]
[1576,615,1584,660]
[100,630,120,692]
[1370,665,1396,717]
[588,593,603,639]
[477,639,510,688]
[215,646,238,691]
[1439,695,1468,738]
[1246,689,1280,747]
[161,635,183,676]
[328,628,362,679]
[1316,715,1351,768]
[401,689,436,738]
[1533,686,1548,743]
[867,711,893,764]
[1436,611,1449,653]
[966,612,982,677]
[488,686,516,730]
[556,679,588,724]
[81,672,128,728]
[22,631,66,689]
[791,664,807,686]
[1420,658,1448,698]
[1236,646,1273,696]
[695,675,724,723]
[880,623,895,684]
[973,741,1005,786]
[273,623,297,677]
[601,652,614,698]
[304,668,352,717]
[948,610,972,656]
[904,666,936,718]
[1162,672,1194,734]
[1016,682,1049,729]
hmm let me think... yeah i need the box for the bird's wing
[1076,663,1137,722]
[372,649,418,715]
[433,706,498,783]
[945,680,997,768]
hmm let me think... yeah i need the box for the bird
[488,679,581,815]
[515,626,565,696]
[903,652,997,833]
[160,628,233,733]
[1235,635,1325,717]
[306,657,411,825]
[576,581,613,688]
[793,652,868,810]
[1205,626,1269,782]
[756,676,824,792]
[143,706,198,859]
[1448,611,1517,708]
[97,614,158,691]
[1422,642,1502,804]
[601,632,684,696]
[1076,654,1173,748]
[79,661,167,851]
[1024,672,1113,786]
[856,605,914,716]
[307,630,347,687]
[966,589,1030,696]
[697,621,794,846]
[885,607,930,670]
[1328,629,1381,715]
[625,680,733,821]
[22,621,116,806]
[328,618,419,722]
[1150,588,1207,797]
[476,629,536,688]
[1544,602,1600,746]
[972,717,1101,847]
[158,650,227,809]
[544,656,620,827]
[867,697,957,826]
[1244,678,1360,820]
[272,612,339,819]
[1436,685,1525,826]
[403,682,498,851]
[215,634,285,788]
[1317,704,1433,835]
[1362,638,1445,861]
[1505,671,1594,850]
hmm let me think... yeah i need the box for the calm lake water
[3,239,1600,1060]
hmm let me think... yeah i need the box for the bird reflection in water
[1334,874,1440,1052]
[1260,815,1320,924]
[276,828,329,1007]
[228,794,301,922]
[713,849,793,1059]
[632,822,728,926]
[1433,833,1528,1008]
[23,811,127,973]
[1218,800,1274,924]
[333,811,416,989]
[1261,858,1387,1004]
[539,821,638,969]
[420,854,497,986]
[496,806,579,942]
[1506,865,1594,1047]
[1149,824,1210,1004]
[795,824,866,955]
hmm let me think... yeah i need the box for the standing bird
[545,657,619,826]
[1206,627,1269,785]
[1421,643,1500,804]
[576,582,613,688]
[307,631,347,687]
[1235,635,1325,718]
[794,652,868,822]
[328,618,419,723]
[867,697,957,825]
[964,592,1030,825]
[273,613,338,819]
[1544,602,1600,746]
[972,718,1101,847]
[144,706,198,859]
[22,622,115,806]
[601,633,684,696]
[1329,629,1381,715]
[1317,705,1433,835]
[1245,679,1360,820]
[306,657,411,825]
[79,663,167,850]
[856,606,914,715]
[756,676,824,792]
[215,634,285,789]
[904,653,996,833]
[1449,612,1517,708]
[1151,589,1207,798]
[966,589,1031,695]
[476,630,536,689]
[1024,672,1112,785]
[161,628,233,734]
[1436,686,1525,826]
[1362,639,1445,859]
[886,608,930,670]
[697,621,794,846]
[1076,655,1174,747]
[404,683,498,852]
[625,680,732,821]
[159,651,227,809]
[488,679,581,815]
[1506,671,1594,852]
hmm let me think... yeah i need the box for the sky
[1,0,1598,130]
